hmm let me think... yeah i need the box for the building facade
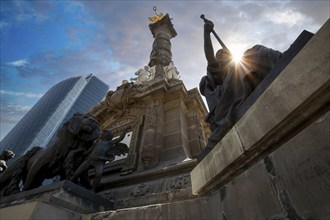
[0,74,109,159]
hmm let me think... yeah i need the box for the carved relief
[166,174,190,190]
[186,108,207,158]
[149,29,173,67]
[146,100,160,127]
[91,81,148,126]
[102,102,145,130]
[192,108,206,142]
[104,190,118,201]
[105,83,136,116]
[141,100,163,169]
[148,13,177,81]
[164,99,180,112]
[130,183,152,197]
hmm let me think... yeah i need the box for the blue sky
[0,0,329,140]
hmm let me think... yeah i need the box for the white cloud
[4,103,32,112]
[0,90,43,98]
[7,59,28,67]
[0,21,10,29]
[268,10,305,27]
[0,99,32,123]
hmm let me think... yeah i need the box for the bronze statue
[70,129,129,192]
[148,6,165,23]
[199,15,282,158]
[0,113,100,196]
[0,150,15,173]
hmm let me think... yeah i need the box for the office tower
[0,74,108,159]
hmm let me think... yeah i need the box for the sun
[230,46,245,63]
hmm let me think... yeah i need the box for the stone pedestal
[92,79,210,170]
[90,77,210,209]
[0,181,112,220]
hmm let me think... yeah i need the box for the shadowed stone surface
[0,181,113,220]
[0,180,113,213]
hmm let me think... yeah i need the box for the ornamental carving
[167,174,190,190]
[105,83,137,115]
[130,183,152,197]
[145,100,161,129]
[141,100,163,169]
[104,190,118,201]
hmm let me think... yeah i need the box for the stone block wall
[211,111,330,219]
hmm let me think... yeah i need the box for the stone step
[85,195,216,220]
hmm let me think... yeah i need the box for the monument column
[148,12,177,79]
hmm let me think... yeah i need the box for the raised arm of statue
[204,20,217,65]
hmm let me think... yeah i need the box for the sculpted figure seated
[164,61,180,80]
[130,66,155,85]
[199,19,282,158]
[0,113,100,196]
[0,150,15,173]
[70,129,129,192]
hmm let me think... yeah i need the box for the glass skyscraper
[0,74,109,159]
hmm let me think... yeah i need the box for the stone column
[148,14,177,79]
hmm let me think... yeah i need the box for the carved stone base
[0,181,112,220]
[100,159,197,209]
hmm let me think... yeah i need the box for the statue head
[215,49,233,73]
[2,150,15,161]
[215,49,232,63]
[67,112,100,141]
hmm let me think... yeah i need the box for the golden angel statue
[148,6,165,23]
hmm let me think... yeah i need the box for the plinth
[0,181,112,220]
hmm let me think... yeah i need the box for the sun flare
[230,46,244,63]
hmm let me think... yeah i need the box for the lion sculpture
[0,150,15,173]
[0,112,100,196]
